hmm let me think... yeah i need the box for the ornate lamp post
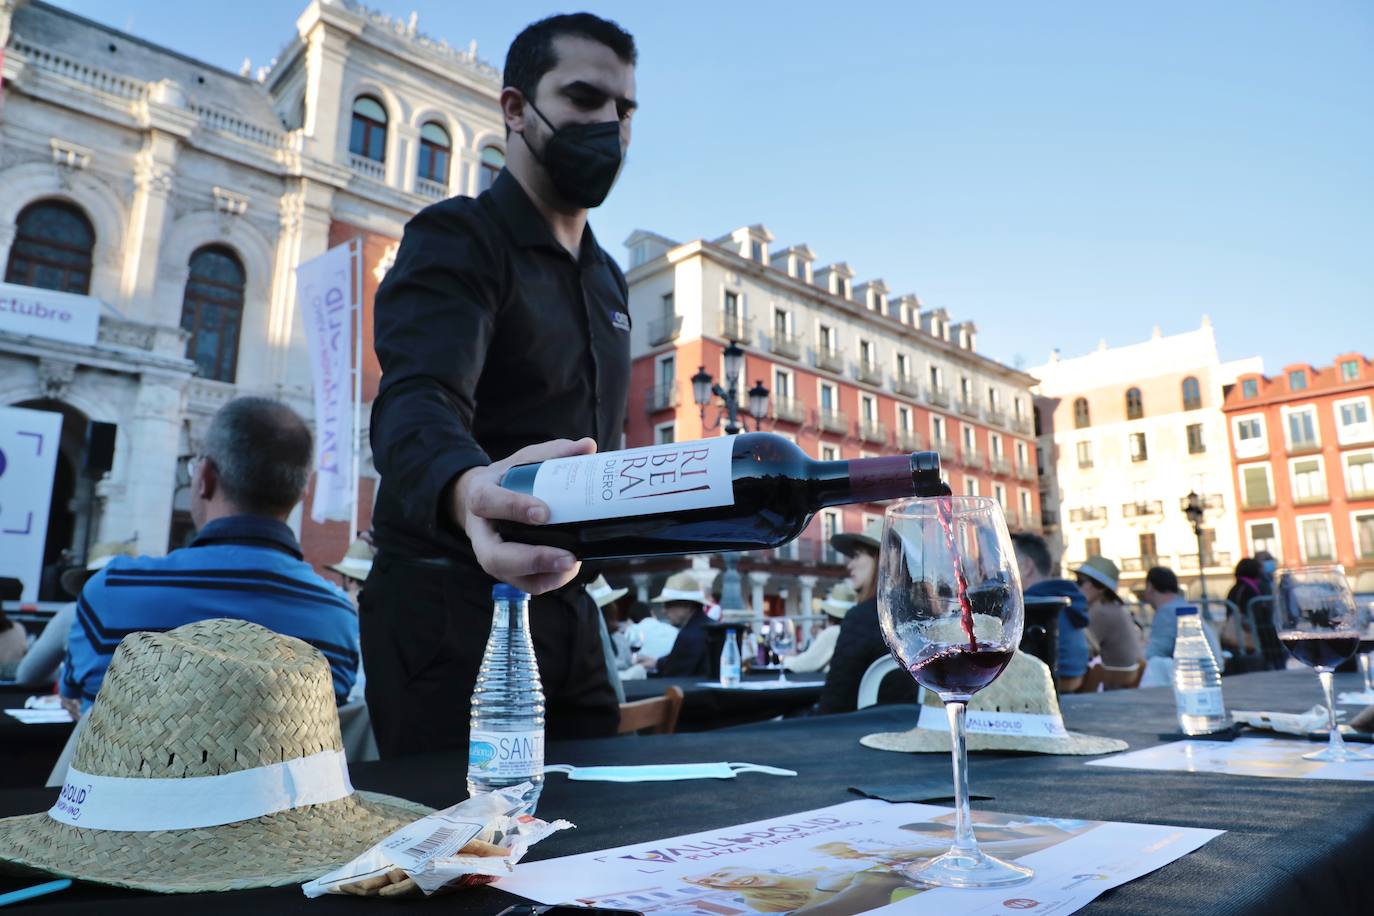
[1184,490,1209,604]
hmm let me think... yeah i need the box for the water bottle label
[720,663,741,687]
[1177,688,1224,717]
[531,439,734,524]
[468,729,544,779]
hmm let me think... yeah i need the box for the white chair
[857,655,905,709]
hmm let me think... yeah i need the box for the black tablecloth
[0,669,1370,914]
[621,672,824,730]
[0,687,73,789]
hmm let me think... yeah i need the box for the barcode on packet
[381,815,485,871]
[403,827,457,861]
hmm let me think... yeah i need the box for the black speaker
[83,421,117,477]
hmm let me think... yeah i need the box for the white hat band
[917,704,1069,739]
[653,588,705,604]
[48,749,354,832]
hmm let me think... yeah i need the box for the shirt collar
[487,168,605,267]
[190,515,303,559]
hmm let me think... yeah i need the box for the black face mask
[521,101,624,208]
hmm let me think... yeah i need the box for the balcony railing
[720,313,753,344]
[958,398,982,419]
[897,430,924,452]
[648,314,682,346]
[856,363,884,386]
[1122,500,1163,518]
[986,408,1007,428]
[1179,551,1233,571]
[1011,415,1032,435]
[818,408,849,435]
[1041,509,1060,528]
[1287,437,1320,455]
[962,448,985,470]
[935,439,958,463]
[1120,556,1163,574]
[1178,493,1227,512]
[769,331,802,361]
[1016,462,1035,481]
[859,420,888,444]
[926,386,951,408]
[1068,506,1108,523]
[892,375,921,398]
[989,457,1012,476]
[349,154,386,182]
[815,348,845,374]
[645,383,678,413]
[773,396,807,425]
[415,177,448,200]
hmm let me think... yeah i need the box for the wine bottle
[496,432,949,560]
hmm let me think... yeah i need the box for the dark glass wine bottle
[496,432,949,560]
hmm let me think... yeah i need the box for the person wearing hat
[637,572,712,678]
[1011,531,1091,693]
[1074,556,1144,687]
[586,575,632,665]
[782,583,856,673]
[818,520,916,714]
[328,537,375,604]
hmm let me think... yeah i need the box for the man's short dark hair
[204,397,313,516]
[1146,566,1179,594]
[504,13,637,102]
[1011,531,1053,576]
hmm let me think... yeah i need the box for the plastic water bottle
[720,629,742,687]
[468,584,545,811]
[1172,605,1229,735]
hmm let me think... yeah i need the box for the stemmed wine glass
[769,618,796,682]
[1358,601,1374,698]
[1275,566,1368,762]
[878,496,1029,888]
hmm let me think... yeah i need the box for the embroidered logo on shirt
[611,311,631,332]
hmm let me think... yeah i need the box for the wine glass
[1275,566,1367,762]
[878,496,1029,888]
[769,618,796,682]
[1358,602,1374,697]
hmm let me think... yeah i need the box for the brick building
[1222,353,1374,583]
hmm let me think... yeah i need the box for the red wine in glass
[935,496,976,649]
[911,643,1015,695]
[1279,631,1360,669]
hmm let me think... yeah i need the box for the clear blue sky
[52,0,1374,373]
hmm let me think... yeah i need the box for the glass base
[899,847,1034,888]
[1302,743,1374,763]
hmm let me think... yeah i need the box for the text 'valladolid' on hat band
[49,750,355,832]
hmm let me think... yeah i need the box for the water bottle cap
[1176,604,1200,616]
[492,583,529,603]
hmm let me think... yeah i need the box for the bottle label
[468,729,544,779]
[531,439,734,524]
[1176,688,1224,717]
[720,662,741,687]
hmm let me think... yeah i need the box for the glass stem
[1360,653,1374,693]
[945,700,977,856]
[1318,669,1345,755]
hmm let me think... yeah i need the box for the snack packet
[302,783,571,898]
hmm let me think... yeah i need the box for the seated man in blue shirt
[1011,532,1090,692]
[1143,565,1221,660]
[61,397,359,713]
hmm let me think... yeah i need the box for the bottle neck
[493,598,530,631]
[812,453,947,509]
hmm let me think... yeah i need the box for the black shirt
[655,609,711,678]
[818,597,915,714]
[370,170,632,561]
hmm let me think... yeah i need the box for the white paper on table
[1230,706,1338,736]
[4,709,75,724]
[1338,690,1374,706]
[1088,737,1374,781]
[495,798,1220,916]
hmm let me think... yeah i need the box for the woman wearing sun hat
[783,582,857,673]
[1074,556,1143,687]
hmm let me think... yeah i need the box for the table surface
[0,687,73,789]
[622,672,824,731]
[1,669,1370,914]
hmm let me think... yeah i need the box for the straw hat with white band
[651,571,708,606]
[60,539,138,598]
[0,619,431,893]
[820,582,859,620]
[327,538,375,583]
[860,651,1126,756]
[587,574,629,609]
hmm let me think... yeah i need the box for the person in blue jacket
[1012,532,1090,692]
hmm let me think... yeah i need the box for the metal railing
[926,386,951,408]
[1016,463,1035,481]
[859,420,888,444]
[989,457,1012,476]
[897,430,924,452]
[1122,500,1163,517]
[986,408,1007,428]
[645,383,678,413]
[720,314,753,344]
[1120,556,1162,573]
[935,439,958,463]
[1010,416,1033,435]
[818,409,849,434]
[1178,551,1233,571]
[1041,509,1060,528]
[1068,506,1108,522]
[892,375,921,398]
[958,398,981,419]
[856,363,884,386]
[648,314,682,346]
[815,348,845,374]
[962,448,985,470]
[769,331,803,361]
[773,396,807,425]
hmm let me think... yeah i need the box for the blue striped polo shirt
[61,515,359,710]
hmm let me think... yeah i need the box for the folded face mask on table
[542,762,796,782]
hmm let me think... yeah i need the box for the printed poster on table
[1088,737,1374,781]
[496,799,1220,915]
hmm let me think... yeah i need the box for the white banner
[0,406,63,602]
[0,281,101,346]
[297,243,358,524]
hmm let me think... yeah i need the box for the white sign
[297,244,358,524]
[0,406,63,602]
[497,798,1221,916]
[1088,736,1374,781]
[0,281,101,346]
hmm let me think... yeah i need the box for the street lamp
[1184,490,1209,604]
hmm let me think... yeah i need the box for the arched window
[418,122,451,183]
[1181,376,1201,410]
[479,146,505,192]
[1125,387,1144,420]
[348,96,387,162]
[1073,397,1090,429]
[4,200,95,294]
[180,246,245,383]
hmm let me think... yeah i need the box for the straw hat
[860,651,1127,756]
[651,571,708,606]
[0,619,431,893]
[830,518,883,558]
[587,574,629,609]
[1074,556,1121,597]
[61,539,138,597]
[327,538,375,582]
[821,582,859,620]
